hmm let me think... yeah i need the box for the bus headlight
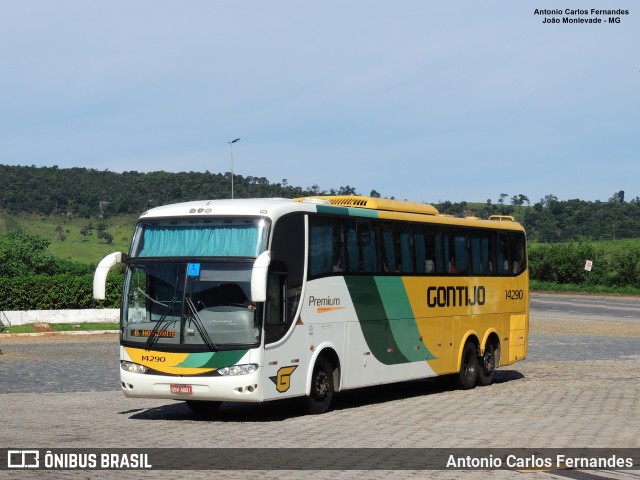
[121,361,148,374]
[217,364,258,376]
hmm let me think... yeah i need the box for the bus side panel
[345,320,382,388]
[403,274,528,374]
[342,276,437,388]
[300,276,437,391]
[262,323,310,401]
[300,277,351,387]
[507,314,527,364]
[261,275,350,401]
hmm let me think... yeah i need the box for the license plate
[170,384,193,395]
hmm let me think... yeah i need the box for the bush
[0,231,92,277]
[528,241,640,289]
[0,273,122,310]
[528,242,602,284]
[608,247,640,288]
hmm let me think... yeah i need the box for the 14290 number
[505,290,524,300]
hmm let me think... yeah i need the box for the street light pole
[228,138,240,199]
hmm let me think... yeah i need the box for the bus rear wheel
[457,342,478,390]
[185,400,222,414]
[477,343,496,387]
[304,357,334,415]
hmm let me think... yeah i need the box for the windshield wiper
[185,298,217,351]
[144,297,179,351]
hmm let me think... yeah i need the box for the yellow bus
[94,195,528,414]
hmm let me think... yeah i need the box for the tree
[542,194,558,208]
[97,230,113,244]
[98,200,110,220]
[609,190,624,204]
[511,194,530,207]
[337,185,357,195]
[0,231,60,276]
[80,224,93,242]
[370,189,381,198]
[55,225,66,242]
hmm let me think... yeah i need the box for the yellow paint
[508,314,527,363]
[317,306,347,314]
[125,347,216,375]
[274,366,298,393]
[401,276,528,375]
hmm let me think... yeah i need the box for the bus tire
[457,341,478,390]
[185,400,222,414]
[304,356,334,415]
[477,343,496,387]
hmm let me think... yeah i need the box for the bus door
[262,272,307,401]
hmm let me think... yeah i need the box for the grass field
[0,212,137,265]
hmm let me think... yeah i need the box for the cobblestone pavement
[1,312,639,480]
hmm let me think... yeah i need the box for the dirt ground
[531,318,640,337]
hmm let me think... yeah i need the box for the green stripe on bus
[317,205,350,216]
[316,205,379,218]
[344,276,408,365]
[176,349,248,369]
[374,277,436,361]
[347,208,378,218]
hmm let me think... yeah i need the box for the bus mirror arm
[93,252,128,300]
[251,251,271,303]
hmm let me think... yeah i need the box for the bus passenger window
[510,232,527,274]
[358,222,378,273]
[471,233,493,275]
[400,225,413,273]
[496,234,510,274]
[309,217,343,276]
[346,220,378,273]
[381,222,398,273]
[444,231,468,275]
[346,223,359,272]
[453,234,468,274]
[414,226,438,274]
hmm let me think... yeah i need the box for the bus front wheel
[304,356,334,414]
[457,342,478,390]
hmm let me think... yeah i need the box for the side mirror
[93,252,127,300]
[250,251,271,303]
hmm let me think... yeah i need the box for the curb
[1,330,119,338]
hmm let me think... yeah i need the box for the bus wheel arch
[304,347,341,415]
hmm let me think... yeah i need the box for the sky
[1,1,638,204]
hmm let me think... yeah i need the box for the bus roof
[138,197,524,232]
[298,195,440,215]
[296,196,525,231]
[138,198,318,220]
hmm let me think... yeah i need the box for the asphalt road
[531,293,640,321]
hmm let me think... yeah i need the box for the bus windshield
[130,217,269,258]
[122,261,261,350]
